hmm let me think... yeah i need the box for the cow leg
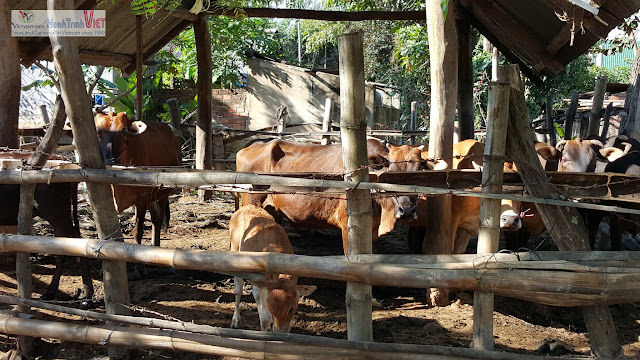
[453,228,473,254]
[253,284,273,331]
[77,257,93,300]
[149,199,167,247]
[407,226,426,254]
[231,276,243,329]
[42,256,66,300]
[132,205,146,245]
[609,214,622,251]
[504,228,531,251]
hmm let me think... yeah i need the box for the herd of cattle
[2,112,640,332]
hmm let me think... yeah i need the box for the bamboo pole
[473,82,509,351]
[2,168,640,215]
[338,31,373,342]
[499,65,621,357]
[0,314,577,360]
[2,234,640,307]
[410,101,417,145]
[588,75,608,137]
[47,1,131,359]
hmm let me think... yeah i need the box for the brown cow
[0,150,91,301]
[94,112,182,246]
[236,139,422,254]
[229,205,316,332]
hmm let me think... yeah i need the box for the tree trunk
[48,1,131,359]
[0,0,20,149]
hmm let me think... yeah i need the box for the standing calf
[229,205,316,333]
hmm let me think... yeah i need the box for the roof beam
[167,7,426,22]
[124,19,192,74]
[461,0,564,75]
[468,16,543,85]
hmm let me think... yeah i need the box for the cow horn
[556,139,567,151]
[588,139,604,148]
[622,142,633,154]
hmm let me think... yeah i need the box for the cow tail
[163,200,170,232]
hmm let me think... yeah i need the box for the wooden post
[545,90,556,146]
[564,91,579,140]
[409,101,417,145]
[473,82,509,351]
[321,98,333,145]
[166,98,181,131]
[194,13,213,201]
[498,64,621,358]
[0,0,20,149]
[491,47,499,81]
[212,115,225,171]
[39,105,50,124]
[17,96,68,357]
[622,73,640,136]
[426,0,457,165]
[588,75,607,137]
[135,15,143,121]
[600,102,614,139]
[456,9,474,141]
[424,0,457,307]
[338,31,373,342]
[48,1,131,359]
[276,106,288,137]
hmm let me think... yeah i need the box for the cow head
[500,200,523,231]
[554,138,604,172]
[265,279,316,333]
[392,195,418,220]
[94,112,147,164]
[386,144,424,171]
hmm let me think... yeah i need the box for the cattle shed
[4,0,640,359]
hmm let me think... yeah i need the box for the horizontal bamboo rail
[0,168,639,215]
[1,234,639,307]
[0,314,575,360]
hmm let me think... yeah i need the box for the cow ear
[417,145,425,150]
[556,139,567,152]
[296,285,317,297]
[536,145,560,162]
[367,154,387,170]
[128,121,147,135]
[599,147,625,162]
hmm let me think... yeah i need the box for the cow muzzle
[500,210,522,231]
[392,195,418,220]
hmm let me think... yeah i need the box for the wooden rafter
[467,16,543,84]
[460,0,563,75]
[166,7,426,22]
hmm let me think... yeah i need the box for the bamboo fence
[1,233,639,307]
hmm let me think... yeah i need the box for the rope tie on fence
[98,322,124,346]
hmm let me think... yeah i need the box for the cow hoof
[426,288,451,308]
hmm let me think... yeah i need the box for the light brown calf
[229,205,316,333]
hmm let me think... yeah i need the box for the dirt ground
[0,191,639,359]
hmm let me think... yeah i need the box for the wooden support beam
[0,0,20,149]
[194,14,213,201]
[338,31,373,343]
[546,90,557,146]
[473,82,510,351]
[564,91,580,140]
[546,22,573,55]
[47,1,131,359]
[461,0,563,75]
[135,15,144,121]
[499,64,621,358]
[457,9,474,141]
